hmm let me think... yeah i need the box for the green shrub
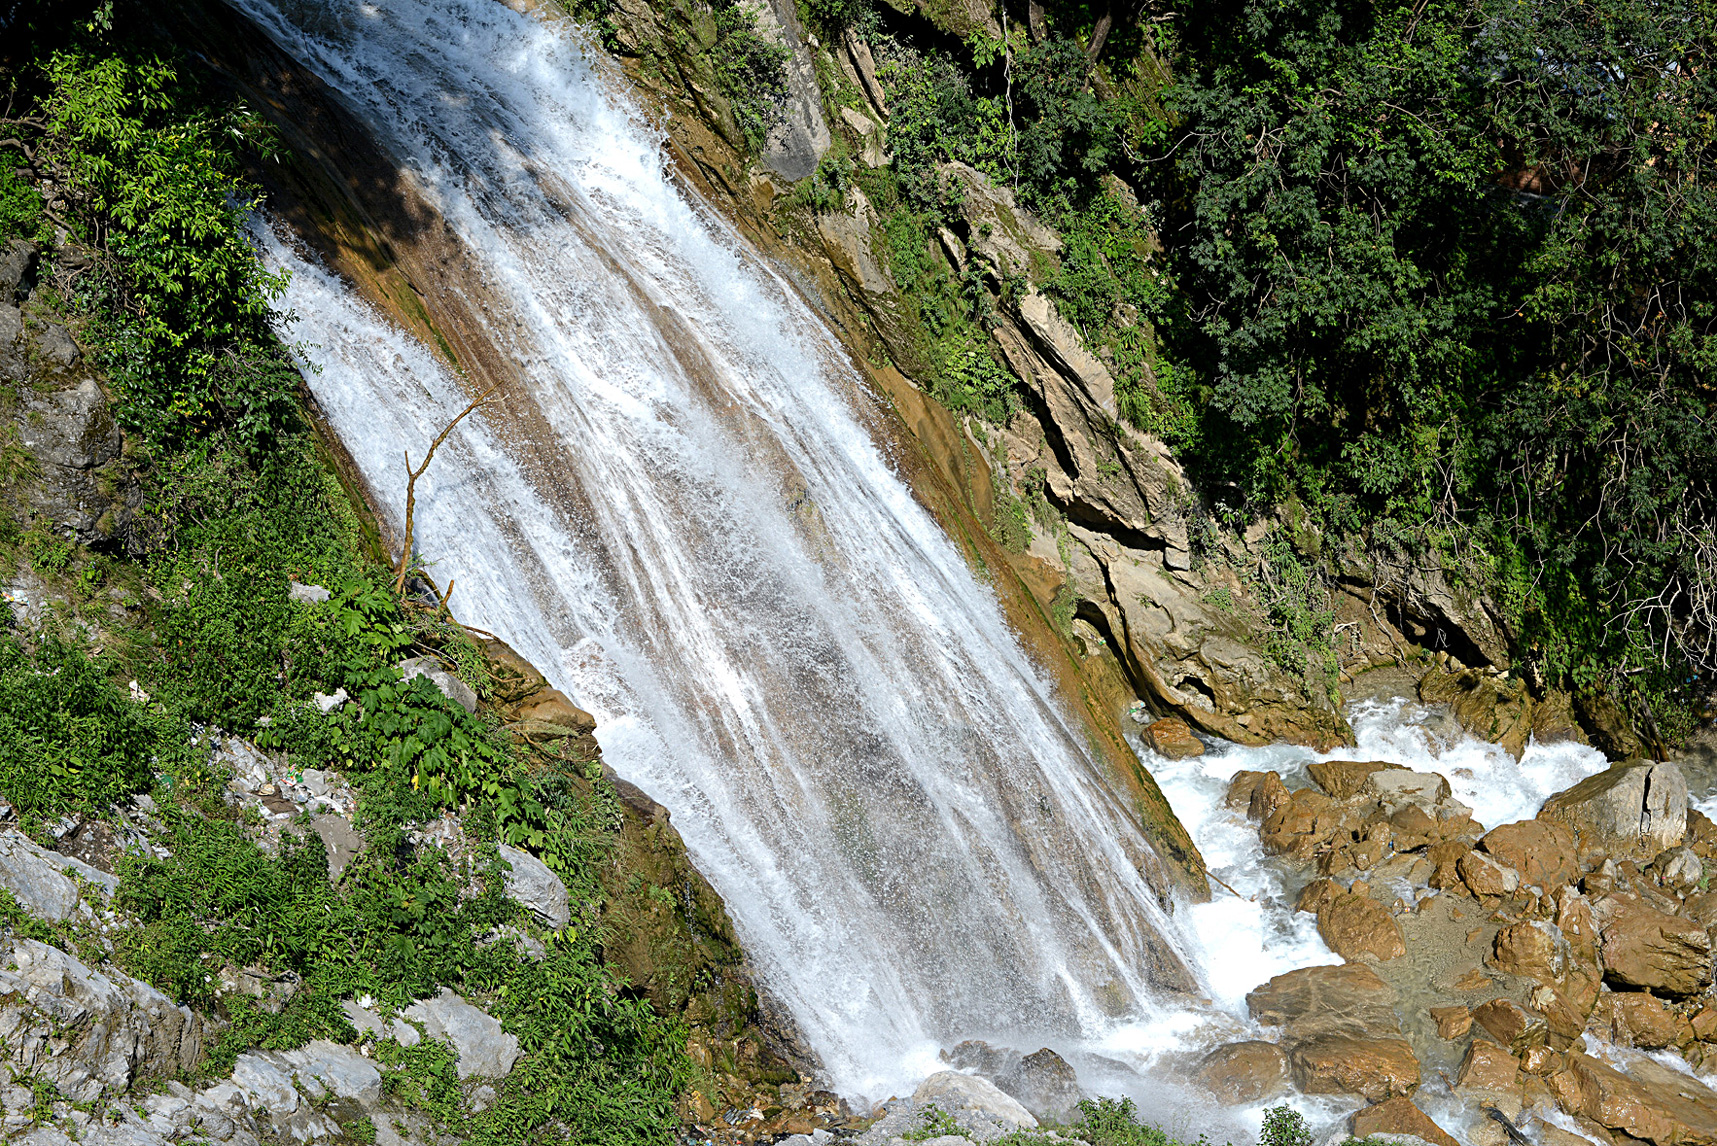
[0,166,45,242]
[0,634,167,817]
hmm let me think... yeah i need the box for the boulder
[1547,1050,1717,1146]
[1245,963,1402,1040]
[911,1071,1037,1130]
[1482,821,1580,892]
[1226,770,1291,822]
[397,657,479,714]
[1490,920,1569,985]
[1261,789,1344,861]
[496,843,570,930]
[996,1048,1082,1122]
[1456,1039,1521,1093]
[1595,992,1694,1050]
[1308,760,1406,800]
[1430,1005,1472,1039]
[511,688,594,730]
[1653,846,1704,894]
[400,989,519,1078]
[1192,1041,1290,1105]
[264,1039,383,1117]
[1288,1036,1420,1101]
[1317,888,1406,962]
[1472,998,1547,1052]
[0,938,202,1103]
[1540,762,1688,863]
[1142,717,1203,760]
[1350,1097,1461,1146]
[1592,894,1713,995]
[1363,769,1452,810]
[1459,850,1521,898]
[0,239,37,303]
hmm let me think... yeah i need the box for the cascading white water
[234,0,1206,1102]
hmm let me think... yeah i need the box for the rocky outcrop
[0,829,118,920]
[1244,964,1420,1101]
[496,842,571,930]
[1349,1097,1460,1146]
[909,1072,1036,1130]
[0,937,203,1103]
[1539,761,1689,863]
[400,988,520,1079]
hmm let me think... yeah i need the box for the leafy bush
[9,40,295,447]
[0,634,169,817]
[0,165,45,241]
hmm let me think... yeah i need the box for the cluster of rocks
[1191,754,1717,1146]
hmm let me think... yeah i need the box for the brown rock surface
[1431,1004,1472,1038]
[1289,1036,1419,1101]
[1461,849,1523,897]
[1491,919,1569,985]
[1473,997,1548,1051]
[1350,1097,1460,1146]
[1193,1041,1290,1105]
[1593,894,1713,996]
[1307,759,1405,800]
[1245,963,1402,1040]
[1296,877,1342,915]
[1143,717,1204,760]
[1427,841,1472,889]
[1317,888,1406,962]
[1456,1038,1522,1092]
[1226,770,1292,822]
[1540,762,1689,863]
[1261,789,1344,861]
[1483,821,1580,891]
[1548,1050,1717,1146]
[1597,992,1695,1050]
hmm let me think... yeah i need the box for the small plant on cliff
[905,1105,970,1140]
[1257,1106,1311,1146]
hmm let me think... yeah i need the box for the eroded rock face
[1548,1051,1717,1146]
[1316,886,1405,963]
[0,938,202,1103]
[1349,1096,1460,1146]
[1141,716,1203,760]
[1288,1036,1419,1101]
[496,843,570,930]
[1481,821,1580,893]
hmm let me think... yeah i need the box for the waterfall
[233,0,1204,1101]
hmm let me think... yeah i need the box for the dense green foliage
[711,0,794,152]
[0,634,172,817]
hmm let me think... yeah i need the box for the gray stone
[0,240,36,304]
[397,657,478,714]
[0,938,202,1103]
[15,376,137,547]
[310,814,362,880]
[751,0,830,180]
[268,1039,382,1114]
[30,323,79,367]
[996,1047,1083,1122]
[389,1017,421,1047]
[401,988,518,1078]
[1658,846,1704,892]
[0,829,117,920]
[289,582,332,604]
[1363,769,1453,809]
[340,1000,387,1040]
[911,1071,1036,1130]
[1541,761,1688,862]
[497,843,570,929]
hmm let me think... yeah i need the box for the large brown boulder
[1491,920,1569,985]
[1288,1036,1420,1101]
[1482,820,1580,891]
[1473,998,1548,1052]
[1593,992,1695,1050]
[1540,762,1688,863]
[1245,964,1402,1040]
[1307,760,1405,800]
[1317,888,1406,962]
[1350,1097,1460,1146]
[1548,1051,1717,1146]
[1460,849,1522,897]
[1143,717,1204,760]
[1593,894,1713,996]
[1192,1041,1290,1105]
